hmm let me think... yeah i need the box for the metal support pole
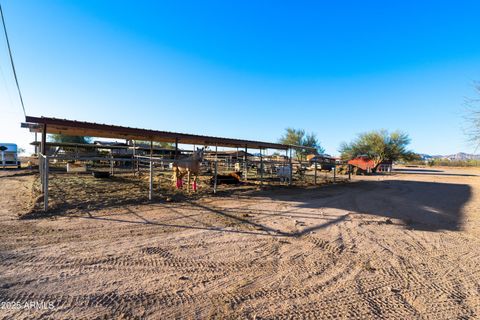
[34,132,38,155]
[174,138,179,160]
[41,124,47,156]
[243,145,248,181]
[213,145,218,194]
[44,155,48,211]
[149,141,153,200]
[236,147,239,170]
[314,160,317,185]
[132,140,136,176]
[110,155,114,176]
[40,124,47,189]
[260,148,263,185]
[39,155,43,188]
[136,142,140,174]
[289,148,293,186]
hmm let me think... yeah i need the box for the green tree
[279,128,325,160]
[339,129,416,169]
[303,132,325,155]
[279,128,304,146]
[49,134,91,144]
[136,140,174,149]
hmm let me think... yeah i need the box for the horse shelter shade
[23,116,314,151]
[22,115,316,211]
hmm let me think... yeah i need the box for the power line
[0,2,26,117]
[0,60,15,108]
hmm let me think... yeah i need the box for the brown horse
[172,148,204,192]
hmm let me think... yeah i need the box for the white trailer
[0,143,21,168]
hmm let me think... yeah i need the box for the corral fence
[34,148,355,212]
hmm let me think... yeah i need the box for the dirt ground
[0,166,479,319]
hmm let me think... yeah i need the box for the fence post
[314,161,317,185]
[333,165,336,183]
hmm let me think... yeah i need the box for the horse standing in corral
[172,148,204,192]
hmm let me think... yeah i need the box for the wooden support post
[149,141,153,200]
[333,166,336,182]
[314,160,318,185]
[348,164,352,180]
[213,145,218,194]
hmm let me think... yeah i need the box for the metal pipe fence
[31,151,350,211]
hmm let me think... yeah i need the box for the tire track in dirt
[348,218,480,319]
[2,169,480,318]
[1,288,204,319]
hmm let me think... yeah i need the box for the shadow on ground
[22,173,472,235]
[393,168,478,177]
[246,179,471,233]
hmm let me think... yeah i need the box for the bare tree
[464,84,480,151]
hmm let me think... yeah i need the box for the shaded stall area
[23,116,346,212]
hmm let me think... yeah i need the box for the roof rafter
[24,116,315,151]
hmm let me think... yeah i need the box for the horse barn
[22,116,340,212]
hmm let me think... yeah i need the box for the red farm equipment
[347,156,392,174]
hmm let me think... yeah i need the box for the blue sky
[1,0,480,155]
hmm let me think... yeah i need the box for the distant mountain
[419,152,480,161]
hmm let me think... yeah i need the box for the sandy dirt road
[0,167,479,319]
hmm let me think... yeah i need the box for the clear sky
[1,0,480,155]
